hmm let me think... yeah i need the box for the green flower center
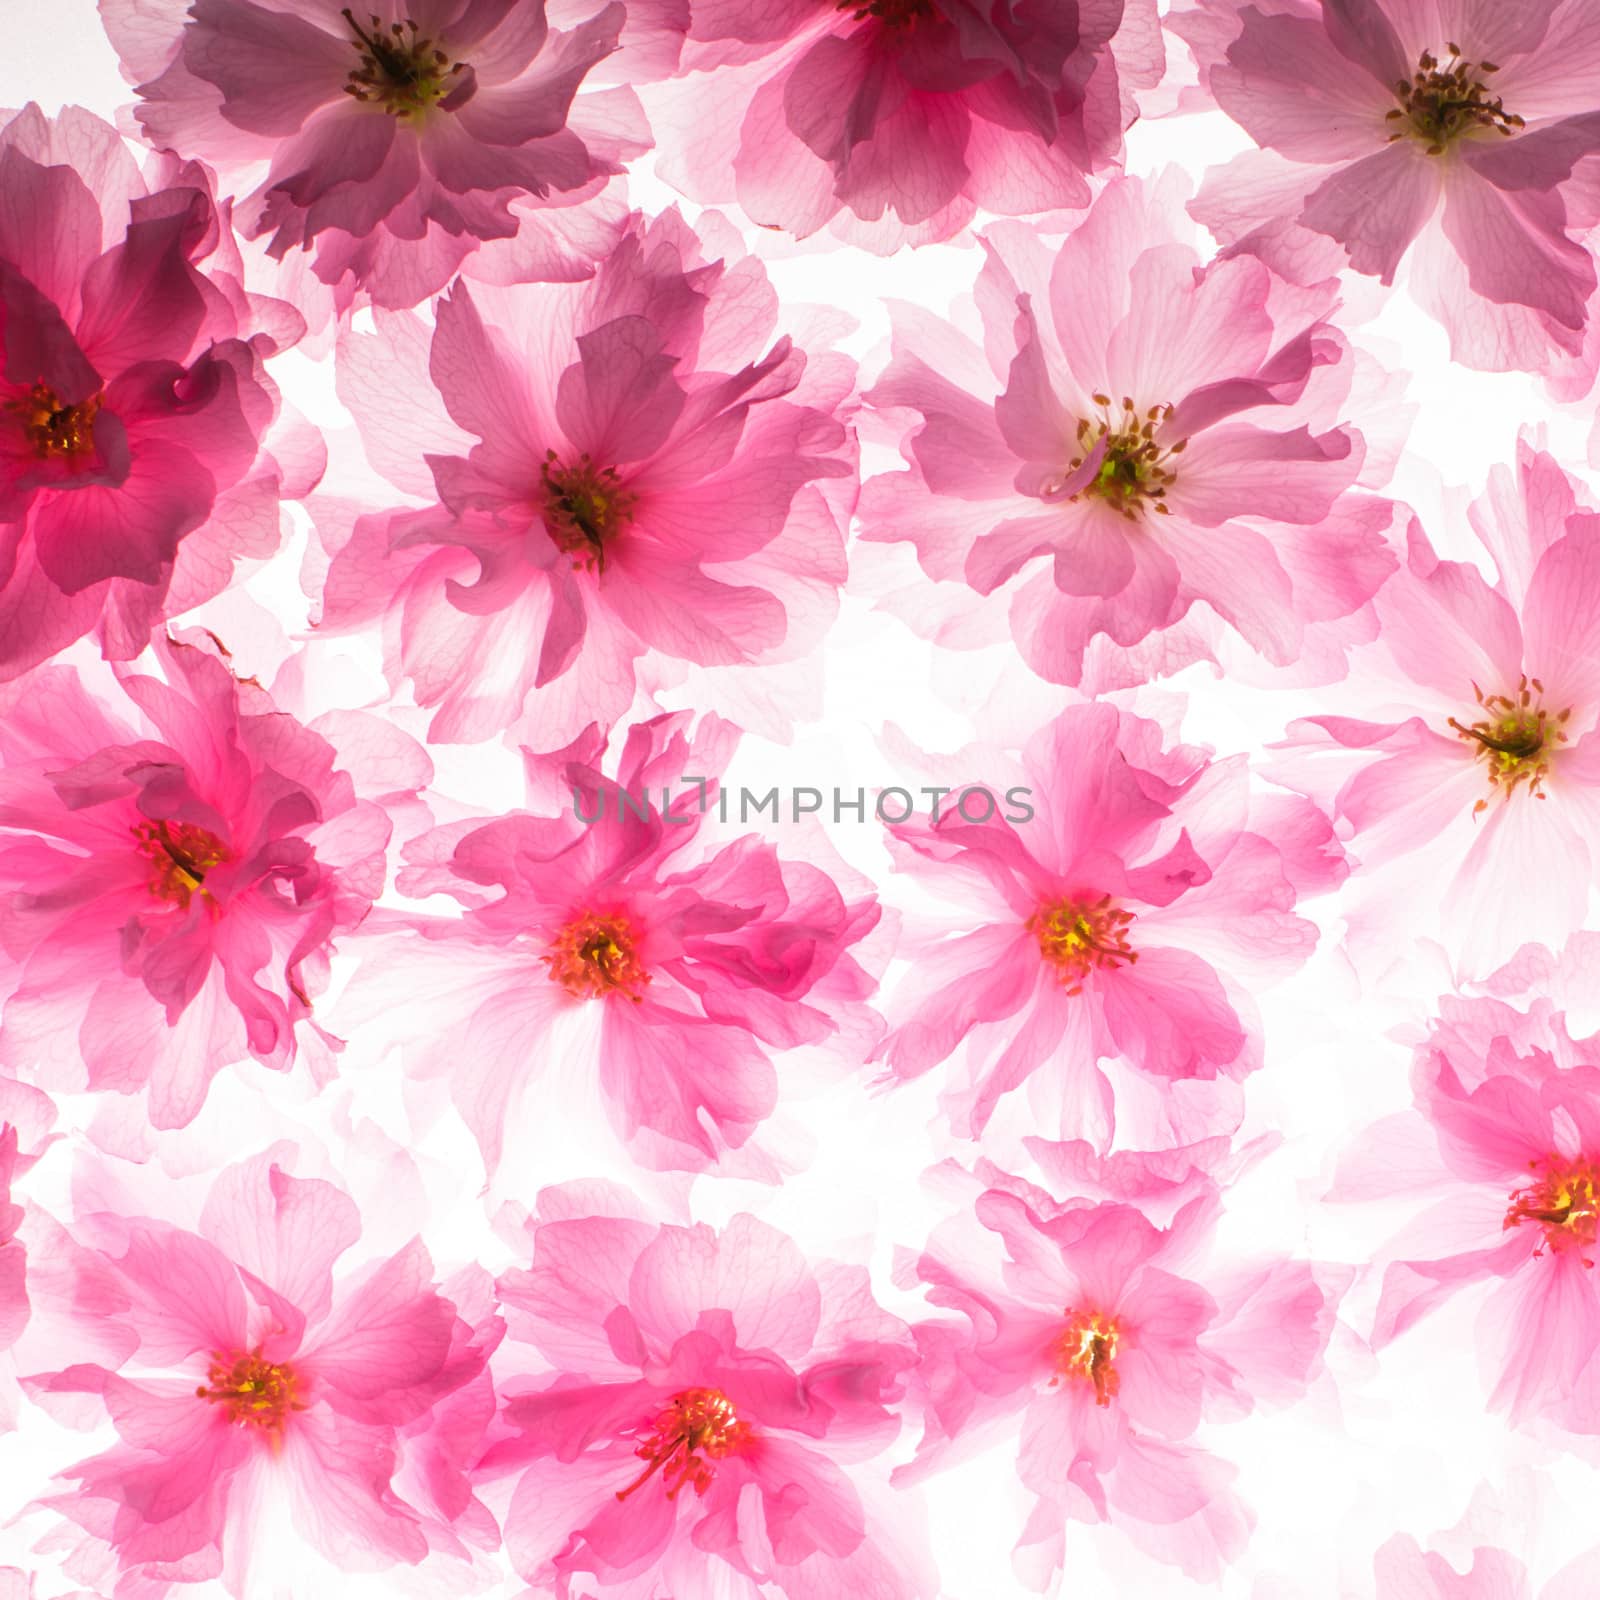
[1386,45,1523,154]
[341,10,468,119]
[1067,396,1185,521]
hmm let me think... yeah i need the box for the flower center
[133,819,230,909]
[1386,45,1523,154]
[1050,1310,1121,1407]
[616,1387,751,1502]
[836,0,933,25]
[341,10,468,118]
[197,1348,306,1434]
[1447,675,1570,814]
[1066,396,1185,521]
[1029,895,1137,994]
[544,908,650,1002]
[1505,1155,1598,1265]
[540,451,635,574]
[12,381,102,460]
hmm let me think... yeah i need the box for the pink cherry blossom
[856,174,1393,687]
[1332,961,1600,1435]
[0,104,314,682]
[28,1148,501,1592]
[0,633,430,1130]
[1270,440,1600,977]
[874,699,1341,1148]
[1173,0,1600,375]
[645,0,1163,251]
[98,0,652,310]
[900,1146,1345,1586]
[346,710,884,1178]
[316,205,856,748]
[480,1182,936,1599]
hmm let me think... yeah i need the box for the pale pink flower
[98,0,651,309]
[0,634,430,1129]
[1270,441,1600,977]
[1332,966,1600,1435]
[349,710,883,1177]
[0,1127,27,1366]
[900,1147,1344,1586]
[874,699,1340,1148]
[29,1149,501,1591]
[645,0,1163,250]
[1174,0,1600,375]
[481,1182,936,1600]
[857,175,1392,687]
[317,206,856,748]
[0,105,313,682]
[1373,1489,1600,1599]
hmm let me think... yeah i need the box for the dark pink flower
[857,175,1393,687]
[649,0,1162,250]
[874,699,1339,1147]
[1333,951,1600,1436]
[900,1146,1344,1586]
[98,0,651,309]
[317,206,856,748]
[0,105,312,682]
[1174,0,1600,374]
[0,634,430,1129]
[29,1149,501,1590]
[481,1183,935,1599]
[347,710,883,1177]
[1270,440,1600,977]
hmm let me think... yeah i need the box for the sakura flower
[480,1183,936,1600]
[0,633,430,1130]
[857,174,1392,688]
[0,105,310,682]
[1331,961,1600,1436]
[349,710,883,1178]
[98,0,651,309]
[874,699,1340,1148]
[644,0,1162,250]
[1271,440,1600,977]
[900,1146,1345,1586]
[317,206,855,748]
[1174,0,1600,375]
[29,1149,501,1592]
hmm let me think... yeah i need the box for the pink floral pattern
[1,0,1598,1591]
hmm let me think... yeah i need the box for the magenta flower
[900,1144,1344,1586]
[649,0,1162,250]
[98,0,646,308]
[1334,967,1600,1435]
[30,1149,501,1590]
[1271,441,1600,977]
[318,206,855,747]
[0,105,307,682]
[874,699,1339,1147]
[352,710,883,1177]
[1175,0,1600,373]
[481,1183,935,1599]
[0,635,430,1129]
[857,175,1392,687]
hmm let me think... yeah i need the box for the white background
[4,4,1600,1597]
